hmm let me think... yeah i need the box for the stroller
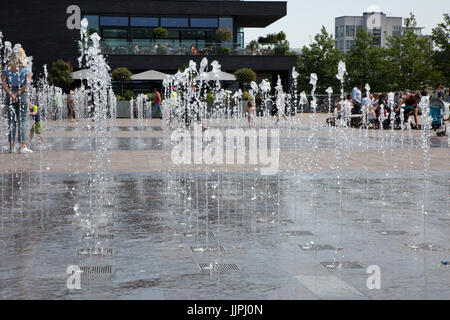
[429,98,447,136]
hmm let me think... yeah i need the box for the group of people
[1,45,44,154]
[337,83,449,130]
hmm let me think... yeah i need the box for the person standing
[67,90,75,122]
[152,88,162,118]
[351,84,362,114]
[54,88,64,120]
[1,45,33,153]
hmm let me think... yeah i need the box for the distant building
[334,7,424,52]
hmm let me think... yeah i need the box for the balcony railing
[100,42,291,56]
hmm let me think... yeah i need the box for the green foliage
[87,28,97,37]
[153,27,168,39]
[215,47,231,55]
[432,13,450,86]
[216,28,233,43]
[297,26,344,92]
[156,45,169,55]
[112,67,132,96]
[123,90,136,101]
[234,68,257,84]
[258,31,287,44]
[112,67,132,82]
[116,95,126,101]
[385,13,441,90]
[145,93,155,101]
[242,91,253,101]
[206,91,216,103]
[345,28,391,91]
[48,59,74,91]
[274,43,290,55]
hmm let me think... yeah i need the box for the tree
[432,13,450,86]
[345,28,392,92]
[48,59,74,92]
[386,13,440,90]
[112,67,132,95]
[234,68,256,89]
[297,26,344,92]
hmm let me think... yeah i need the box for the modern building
[0,0,296,89]
[334,7,423,52]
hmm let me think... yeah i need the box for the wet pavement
[0,117,449,299]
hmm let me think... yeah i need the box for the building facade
[335,11,404,52]
[0,0,296,88]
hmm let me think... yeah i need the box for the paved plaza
[0,115,449,299]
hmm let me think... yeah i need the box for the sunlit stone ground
[0,115,448,299]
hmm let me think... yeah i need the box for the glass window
[100,16,129,27]
[392,26,401,36]
[130,17,159,27]
[102,29,128,38]
[346,25,355,37]
[219,17,233,31]
[130,28,154,39]
[182,30,206,40]
[161,17,188,28]
[103,38,128,48]
[190,18,218,28]
[84,15,99,33]
[206,31,216,43]
[339,26,344,38]
[166,30,181,39]
[335,26,339,38]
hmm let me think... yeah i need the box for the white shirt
[352,87,361,103]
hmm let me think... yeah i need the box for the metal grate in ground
[198,263,240,272]
[191,246,225,253]
[281,231,314,236]
[377,230,409,236]
[299,244,336,251]
[320,261,365,270]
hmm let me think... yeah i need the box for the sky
[244,0,450,49]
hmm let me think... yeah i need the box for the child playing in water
[247,100,255,128]
[29,103,45,148]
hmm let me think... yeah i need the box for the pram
[429,98,447,136]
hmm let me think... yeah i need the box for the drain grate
[82,234,114,240]
[377,230,409,236]
[281,231,314,236]
[77,248,113,256]
[199,263,240,272]
[80,265,112,276]
[354,219,382,224]
[184,231,216,240]
[277,219,295,226]
[406,243,446,251]
[321,262,365,270]
[299,244,336,251]
[439,218,450,223]
[191,246,225,253]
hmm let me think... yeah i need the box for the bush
[145,93,155,101]
[216,28,233,43]
[48,59,74,91]
[153,27,168,39]
[234,68,257,85]
[206,91,216,103]
[274,43,290,55]
[124,90,136,101]
[116,95,126,101]
[156,45,168,55]
[215,47,231,55]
